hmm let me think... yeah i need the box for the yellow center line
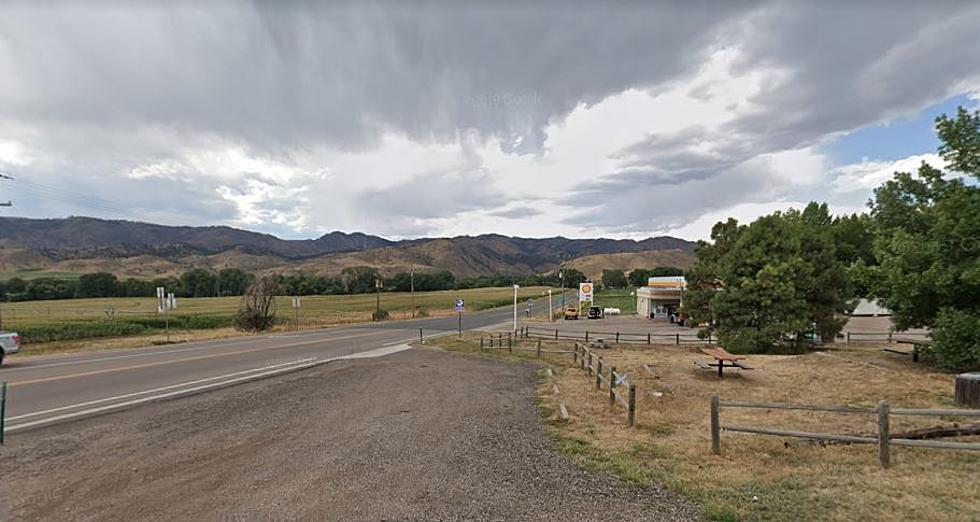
[8,330,390,387]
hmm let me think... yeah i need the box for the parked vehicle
[0,331,21,366]
[563,307,579,320]
[587,306,604,319]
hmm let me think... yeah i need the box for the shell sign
[579,282,594,303]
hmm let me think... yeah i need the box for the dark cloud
[489,206,541,219]
[0,1,757,153]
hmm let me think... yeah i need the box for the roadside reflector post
[609,367,617,406]
[627,384,637,427]
[710,395,720,454]
[0,381,7,445]
[878,400,891,468]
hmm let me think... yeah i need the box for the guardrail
[709,396,980,467]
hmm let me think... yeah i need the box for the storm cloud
[0,1,977,239]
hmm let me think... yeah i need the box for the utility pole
[548,289,553,322]
[513,284,519,333]
[375,274,383,320]
[410,264,415,318]
[0,176,13,329]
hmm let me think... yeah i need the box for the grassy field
[0,286,554,346]
[427,335,980,522]
[593,289,637,314]
[0,268,83,281]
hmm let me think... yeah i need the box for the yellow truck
[563,307,579,320]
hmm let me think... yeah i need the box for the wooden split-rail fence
[710,396,980,467]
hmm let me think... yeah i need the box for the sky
[0,1,978,242]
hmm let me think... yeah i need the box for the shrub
[372,309,390,321]
[927,308,980,371]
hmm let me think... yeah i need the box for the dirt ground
[537,340,979,521]
[0,347,698,521]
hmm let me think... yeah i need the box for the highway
[1,297,564,435]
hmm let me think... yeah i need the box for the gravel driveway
[0,347,698,521]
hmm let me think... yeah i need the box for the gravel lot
[0,347,697,521]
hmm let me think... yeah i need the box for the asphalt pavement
[1,296,566,435]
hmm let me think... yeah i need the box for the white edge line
[4,344,414,434]
[5,358,316,422]
[4,359,326,433]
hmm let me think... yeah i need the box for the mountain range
[0,216,696,280]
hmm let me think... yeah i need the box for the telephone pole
[0,174,10,329]
[410,264,415,318]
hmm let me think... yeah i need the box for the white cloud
[831,153,945,192]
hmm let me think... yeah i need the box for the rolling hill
[0,216,696,280]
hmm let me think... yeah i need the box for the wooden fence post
[676,333,680,345]
[508,332,512,353]
[609,367,617,406]
[615,332,620,343]
[587,352,592,376]
[710,395,720,455]
[573,343,578,364]
[847,331,851,343]
[537,339,542,357]
[0,381,7,446]
[555,328,559,340]
[585,331,589,342]
[627,384,637,427]
[647,333,651,345]
[878,400,891,468]
[888,331,893,343]
[480,337,484,350]
[419,328,423,342]
[596,358,603,390]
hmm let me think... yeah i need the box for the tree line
[683,107,979,371]
[600,266,685,289]
[0,265,592,302]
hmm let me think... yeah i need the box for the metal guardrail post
[710,395,720,454]
[627,384,637,427]
[878,400,891,468]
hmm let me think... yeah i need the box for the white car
[0,331,21,366]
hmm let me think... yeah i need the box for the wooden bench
[698,347,754,377]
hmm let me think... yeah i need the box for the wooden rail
[710,396,980,467]
[525,325,711,345]
[574,343,636,426]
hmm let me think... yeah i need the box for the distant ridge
[0,216,696,279]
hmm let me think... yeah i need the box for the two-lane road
[1,296,564,434]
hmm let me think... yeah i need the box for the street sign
[292,296,301,309]
[455,298,464,312]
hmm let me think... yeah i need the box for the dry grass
[430,335,980,521]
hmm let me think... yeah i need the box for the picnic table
[884,338,931,363]
[696,347,753,377]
